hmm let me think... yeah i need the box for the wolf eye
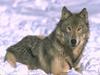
[66,26,71,32]
[77,27,82,32]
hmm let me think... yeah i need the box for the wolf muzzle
[71,39,77,47]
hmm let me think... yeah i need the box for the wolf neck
[47,25,70,50]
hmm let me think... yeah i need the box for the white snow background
[0,0,100,75]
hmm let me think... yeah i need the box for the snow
[0,0,100,75]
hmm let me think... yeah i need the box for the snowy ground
[0,0,100,75]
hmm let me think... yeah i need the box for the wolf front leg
[51,55,70,75]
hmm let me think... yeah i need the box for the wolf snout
[71,39,77,47]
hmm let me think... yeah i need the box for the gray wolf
[5,6,89,75]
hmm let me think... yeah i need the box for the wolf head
[56,6,89,49]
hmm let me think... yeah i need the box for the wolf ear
[79,8,88,19]
[79,8,88,24]
[61,6,71,20]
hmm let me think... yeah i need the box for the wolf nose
[71,39,77,47]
